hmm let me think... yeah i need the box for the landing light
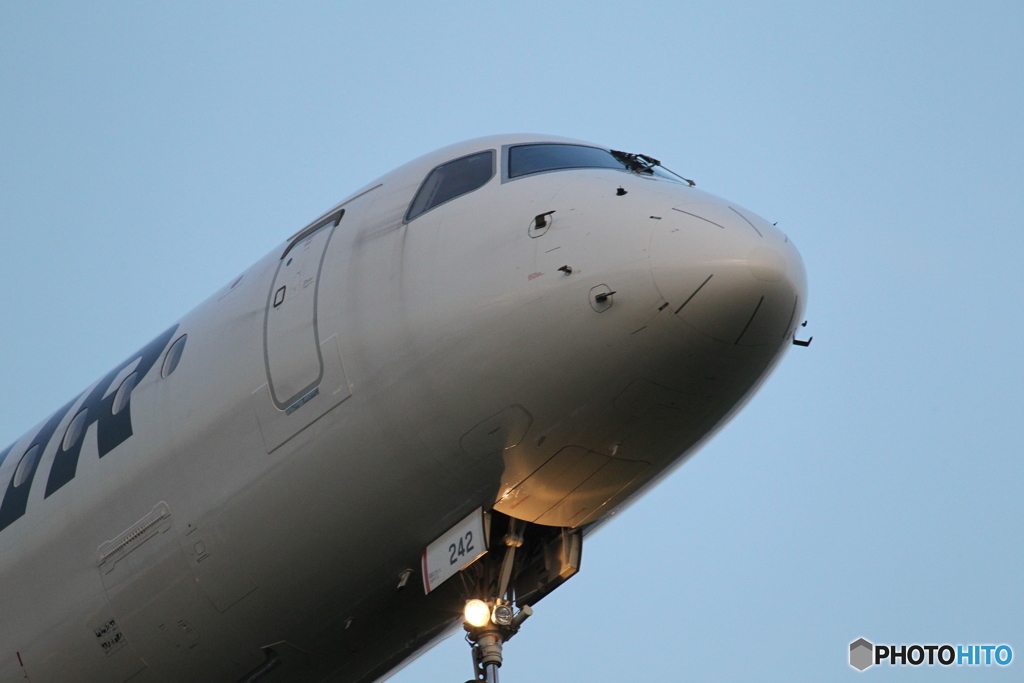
[464,599,491,628]
[492,603,514,626]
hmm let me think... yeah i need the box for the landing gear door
[264,210,342,409]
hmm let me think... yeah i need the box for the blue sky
[1,2,1021,680]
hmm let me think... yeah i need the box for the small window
[112,374,137,415]
[13,445,41,488]
[62,408,89,452]
[406,150,495,221]
[162,335,187,378]
[508,144,628,179]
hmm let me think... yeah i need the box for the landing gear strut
[465,605,532,683]
[460,516,580,682]
[463,518,533,683]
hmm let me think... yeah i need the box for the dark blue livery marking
[0,325,179,534]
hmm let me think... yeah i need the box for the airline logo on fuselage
[0,325,179,534]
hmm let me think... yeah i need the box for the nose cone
[650,200,807,346]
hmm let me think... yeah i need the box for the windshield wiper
[610,150,654,173]
[610,150,695,186]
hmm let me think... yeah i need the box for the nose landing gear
[465,602,532,683]
[460,516,581,683]
[463,519,532,683]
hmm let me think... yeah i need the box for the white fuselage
[0,135,806,683]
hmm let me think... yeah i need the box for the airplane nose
[650,200,807,346]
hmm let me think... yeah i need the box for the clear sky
[1,2,1022,680]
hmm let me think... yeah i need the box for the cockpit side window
[507,144,628,179]
[406,150,495,222]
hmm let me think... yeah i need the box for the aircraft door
[264,210,342,410]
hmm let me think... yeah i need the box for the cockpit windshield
[507,143,691,185]
[508,144,627,178]
[406,150,495,221]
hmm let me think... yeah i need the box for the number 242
[448,531,474,565]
